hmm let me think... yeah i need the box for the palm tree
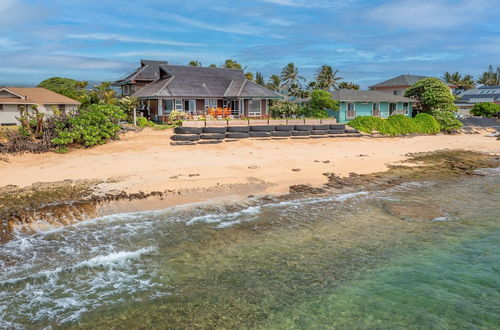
[306,81,319,90]
[93,82,115,104]
[315,65,342,91]
[266,75,282,92]
[280,63,305,89]
[336,81,360,90]
[255,72,265,86]
[188,60,201,67]
[222,59,242,69]
[477,65,500,86]
[443,71,476,90]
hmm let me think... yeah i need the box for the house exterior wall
[371,86,409,95]
[0,104,20,125]
[0,104,78,125]
[332,101,412,123]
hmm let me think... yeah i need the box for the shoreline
[1,146,499,243]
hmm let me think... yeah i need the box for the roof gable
[369,74,429,88]
[0,87,80,105]
[0,87,25,99]
[331,90,415,103]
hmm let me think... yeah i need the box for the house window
[0,104,3,111]
[372,103,380,117]
[205,99,217,109]
[58,104,65,111]
[188,100,196,113]
[248,99,262,117]
[346,102,356,119]
[403,102,409,115]
[175,99,183,111]
[123,85,130,96]
[163,100,174,114]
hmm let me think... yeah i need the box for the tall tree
[92,82,116,104]
[188,60,202,67]
[336,81,360,90]
[266,75,282,91]
[315,65,342,91]
[306,81,319,90]
[245,72,254,81]
[404,78,456,113]
[222,59,242,69]
[477,65,500,86]
[255,72,265,86]
[442,71,475,90]
[280,63,305,89]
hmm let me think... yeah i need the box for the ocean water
[0,170,498,329]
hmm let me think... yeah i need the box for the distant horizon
[1,0,499,88]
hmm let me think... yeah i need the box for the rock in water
[384,201,447,222]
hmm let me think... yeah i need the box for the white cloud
[0,0,16,13]
[66,33,204,47]
[366,0,495,29]
[169,14,268,36]
[259,0,353,8]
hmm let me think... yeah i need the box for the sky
[0,0,499,88]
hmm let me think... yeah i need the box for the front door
[389,103,396,116]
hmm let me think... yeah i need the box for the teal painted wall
[331,101,413,123]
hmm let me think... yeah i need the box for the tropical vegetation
[470,102,500,118]
[349,114,440,136]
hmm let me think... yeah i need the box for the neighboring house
[330,90,415,123]
[369,74,456,96]
[0,87,80,126]
[113,59,283,121]
[455,86,500,114]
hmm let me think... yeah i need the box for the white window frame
[204,99,217,109]
[188,100,196,113]
[248,99,262,117]
[346,102,356,119]
[175,99,183,111]
[164,99,174,114]
[372,102,380,116]
[403,102,409,115]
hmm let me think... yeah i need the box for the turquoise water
[0,170,498,329]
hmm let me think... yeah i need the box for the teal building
[329,90,415,123]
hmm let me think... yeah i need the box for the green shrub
[269,100,300,118]
[136,117,155,127]
[414,113,440,134]
[431,110,463,132]
[299,107,329,119]
[349,114,441,136]
[347,116,384,133]
[52,104,126,147]
[470,102,500,117]
[386,115,419,134]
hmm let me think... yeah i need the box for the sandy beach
[1,129,498,199]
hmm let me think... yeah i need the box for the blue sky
[1,0,499,88]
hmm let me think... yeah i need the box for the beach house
[330,90,415,123]
[369,74,456,96]
[0,87,80,126]
[113,60,283,122]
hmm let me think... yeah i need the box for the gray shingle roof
[369,74,429,88]
[131,64,282,99]
[331,90,415,103]
[458,86,500,102]
[114,59,169,84]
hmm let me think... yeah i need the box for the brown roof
[0,98,35,104]
[0,87,80,105]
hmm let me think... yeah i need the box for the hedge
[349,114,440,136]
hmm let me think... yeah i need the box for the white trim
[0,88,25,99]
[346,102,356,119]
[248,98,262,117]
